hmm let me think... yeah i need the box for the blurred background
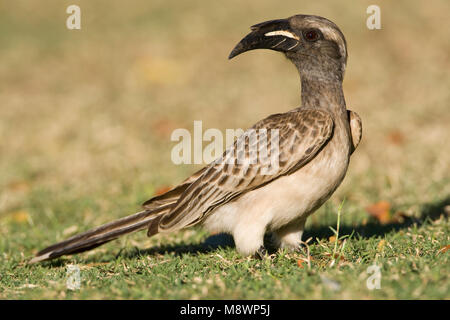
[0,1,449,238]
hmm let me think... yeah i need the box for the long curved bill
[228,19,300,59]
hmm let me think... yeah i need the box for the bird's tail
[29,206,170,264]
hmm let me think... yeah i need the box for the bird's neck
[300,73,347,115]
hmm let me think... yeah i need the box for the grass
[0,0,449,299]
[1,197,448,299]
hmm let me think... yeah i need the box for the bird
[30,14,362,263]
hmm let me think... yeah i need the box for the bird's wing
[150,109,334,234]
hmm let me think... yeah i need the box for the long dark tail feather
[29,205,171,264]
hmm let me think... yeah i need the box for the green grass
[1,0,449,299]
[0,186,448,299]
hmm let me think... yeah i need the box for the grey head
[229,15,348,83]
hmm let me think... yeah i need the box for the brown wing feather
[142,166,207,210]
[149,109,334,234]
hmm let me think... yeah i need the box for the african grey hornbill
[30,14,362,263]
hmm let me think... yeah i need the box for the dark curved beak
[228,19,300,59]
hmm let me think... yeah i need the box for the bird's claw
[254,246,268,260]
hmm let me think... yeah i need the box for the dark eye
[303,29,320,42]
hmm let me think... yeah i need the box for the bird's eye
[303,30,320,42]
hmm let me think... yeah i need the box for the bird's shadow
[118,233,237,260]
[303,196,449,241]
[43,196,449,265]
[119,196,449,260]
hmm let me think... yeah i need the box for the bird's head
[229,15,348,82]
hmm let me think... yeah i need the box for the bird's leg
[274,218,307,252]
[233,224,266,258]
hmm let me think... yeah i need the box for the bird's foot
[254,246,268,260]
[292,243,305,253]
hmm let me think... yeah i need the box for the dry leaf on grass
[323,252,346,261]
[297,255,314,268]
[366,201,391,224]
[437,245,450,255]
[6,180,30,192]
[10,210,31,224]
[328,236,343,244]
[365,201,409,224]
[152,118,181,138]
[377,239,386,252]
[387,130,406,145]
